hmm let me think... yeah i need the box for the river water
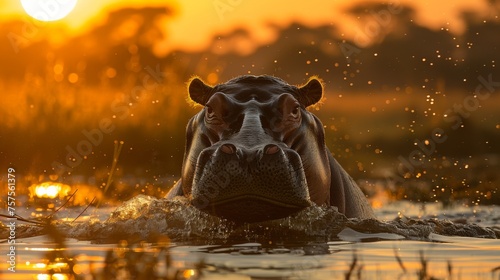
[1,195,499,279]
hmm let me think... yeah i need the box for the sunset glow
[2,0,491,54]
[20,0,78,21]
[0,1,499,278]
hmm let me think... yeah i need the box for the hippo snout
[190,143,311,222]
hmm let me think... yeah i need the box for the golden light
[34,263,47,269]
[37,273,70,280]
[30,182,71,199]
[37,274,50,280]
[46,184,60,198]
[20,0,78,22]
[52,274,70,280]
[34,186,46,197]
[182,269,197,279]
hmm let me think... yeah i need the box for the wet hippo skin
[166,75,375,222]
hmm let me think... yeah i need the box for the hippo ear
[297,77,323,107]
[188,77,214,105]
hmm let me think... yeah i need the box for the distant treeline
[1,4,500,91]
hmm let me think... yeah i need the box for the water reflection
[1,201,499,279]
[3,235,497,280]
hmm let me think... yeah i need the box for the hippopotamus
[166,75,375,222]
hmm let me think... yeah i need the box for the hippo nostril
[236,148,244,160]
[264,144,280,155]
[221,144,236,154]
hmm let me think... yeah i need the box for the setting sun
[21,0,77,21]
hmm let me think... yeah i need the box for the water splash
[58,195,499,243]
[2,195,497,243]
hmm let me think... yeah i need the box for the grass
[1,78,499,206]
[0,64,499,216]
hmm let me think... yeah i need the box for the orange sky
[1,0,492,55]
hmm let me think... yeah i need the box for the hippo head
[180,75,332,223]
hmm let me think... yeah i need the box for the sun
[20,0,78,22]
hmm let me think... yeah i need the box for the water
[1,195,499,279]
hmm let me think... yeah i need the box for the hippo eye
[205,105,224,125]
[206,106,215,118]
[291,106,300,118]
